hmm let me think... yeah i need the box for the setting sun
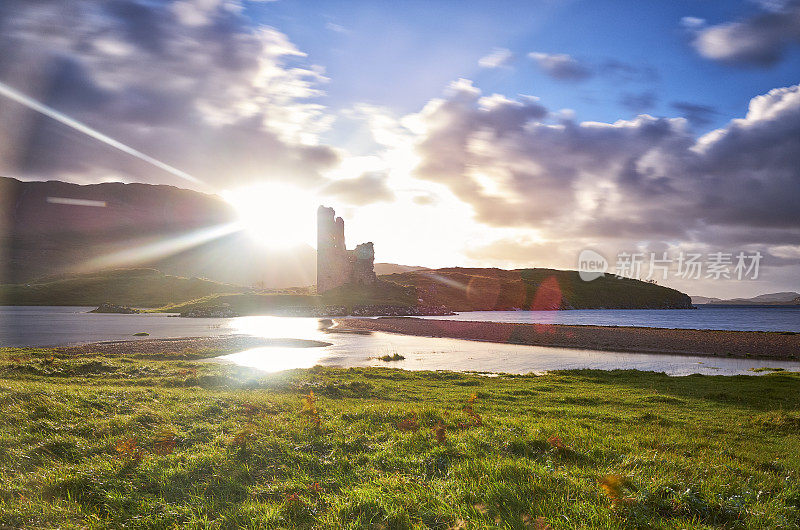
[222,183,318,248]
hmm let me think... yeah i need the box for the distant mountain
[691,292,800,305]
[373,263,430,275]
[747,292,800,303]
[690,296,723,304]
[0,177,408,288]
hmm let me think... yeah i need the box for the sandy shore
[335,318,800,360]
[55,336,331,356]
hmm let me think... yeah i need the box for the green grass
[157,280,416,315]
[377,353,406,362]
[1,347,799,528]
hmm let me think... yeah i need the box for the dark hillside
[380,267,692,310]
[0,268,244,307]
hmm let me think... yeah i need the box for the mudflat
[336,318,800,359]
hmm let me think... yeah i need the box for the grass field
[1,347,799,528]
[156,281,417,315]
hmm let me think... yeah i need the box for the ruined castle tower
[316,206,376,293]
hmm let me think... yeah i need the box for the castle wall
[316,206,376,293]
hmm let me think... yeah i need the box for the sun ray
[72,222,242,274]
[0,81,209,190]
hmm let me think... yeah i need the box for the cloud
[681,16,706,29]
[686,0,800,66]
[409,79,800,256]
[412,193,437,206]
[528,52,593,81]
[322,171,396,205]
[619,91,658,112]
[464,237,578,268]
[670,101,719,127]
[528,53,658,85]
[0,0,339,189]
[478,48,513,69]
[600,59,659,83]
[325,22,348,34]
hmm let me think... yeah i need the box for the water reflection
[217,316,336,372]
[221,346,329,373]
[4,308,798,376]
[227,315,327,338]
[214,315,800,376]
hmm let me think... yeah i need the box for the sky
[0,0,798,298]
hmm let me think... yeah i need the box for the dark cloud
[322,171,395,205]
[528,52,593,81]
[529,53,660,87]
[670,101,719,127]
[601,59,659,83]
[687,0,800,66]
[619,91,658,112]
[412,80,800,252]
[0,0,339,189]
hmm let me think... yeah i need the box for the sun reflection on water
[222,316,332,372]
[227,316,326,339]
[221,346,327,373]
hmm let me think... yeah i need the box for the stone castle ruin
[316,206,376,293]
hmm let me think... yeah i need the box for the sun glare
[222,183,317,248]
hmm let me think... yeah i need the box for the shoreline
[53,336,331,357]
[15,317,798,363]
[335,317,800,360]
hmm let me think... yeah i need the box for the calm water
[420,306,800,332]
[2,306,799,376]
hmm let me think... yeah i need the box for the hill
[0,262,693,313]
[157,267,692,316]
[380,267,692,310]
[0,177,408,288]
[373,263,430,275]
[156,280,419,316]
[0,268,244,307]
[692,292,800,305]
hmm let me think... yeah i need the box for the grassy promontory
[1,344,799,528]
[156,281,419,316]
[382,268,693,310]
[157,269,692,316]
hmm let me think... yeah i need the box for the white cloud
[478,48,513,69]
[680,16,706,29]
[325,22,348,34]
[686,0,800,66]
[406,78,800,266]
